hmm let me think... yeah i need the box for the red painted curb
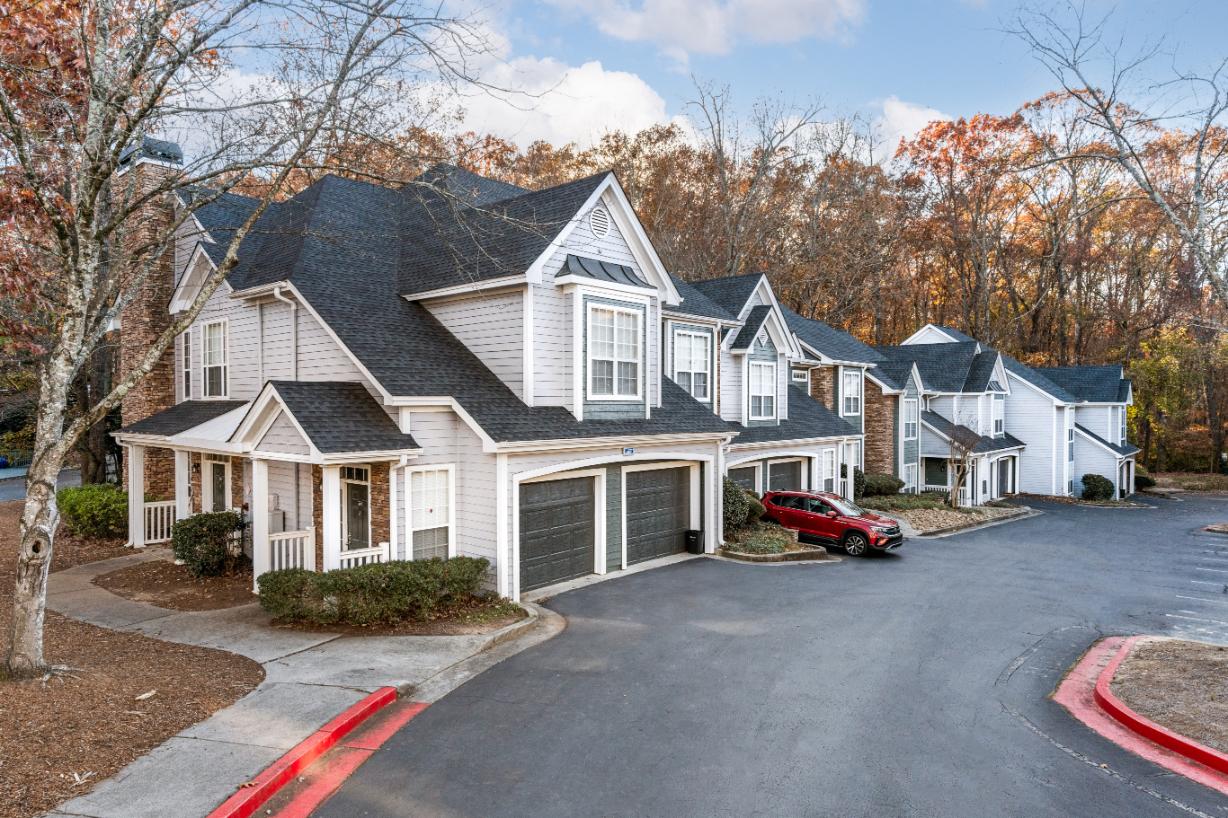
[1093,636,1228,776]
[205,686,398,818]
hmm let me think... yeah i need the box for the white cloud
[873,96,950,155]
[544,0,865,57]
[458,58,671,148]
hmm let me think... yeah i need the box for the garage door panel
[520,478,595,592]
[625,467,690,565]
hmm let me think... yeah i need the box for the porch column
[174,450,191,522]
[321,465,341,570]
[251,459,269,592]
[808,456,820,494]
[712,443,725,551]
[127,444,145,548]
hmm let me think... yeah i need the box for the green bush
[722,477,751,532]
[257,557,490,626]
[852,467,866,500]
[862,473,904,497]
[172,511,244,577]
[1080,473,1116,502]
[57,484,129,538]
[745,492,765,523]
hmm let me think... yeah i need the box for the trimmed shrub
[1081,473,1116,502]
[172,511,244,577]
[862,473,904,497]
[57,484,129,538]
[745,491,766,523]
[722,477,751,532]
[852,467,866,501]
[257,556,490,626]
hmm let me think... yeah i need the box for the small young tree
[943,412,982,508]
[0,0,494,677]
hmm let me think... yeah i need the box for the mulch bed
[94,559,256,611]
[0,500,264,818]
[270,595,528,637]
[1111,638,1228,755]
[886,504,1018,534]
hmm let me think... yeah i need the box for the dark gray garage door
[625,467,691,565]
[520,477,596,592]
[768,460,802,491]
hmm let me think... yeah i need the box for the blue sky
[458,0,1228,149]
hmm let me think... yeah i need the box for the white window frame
[202,319,229,399]
[903,398,918,440]
[748,360,777,420]
[406,464,456,560]
[821,448,837,493]
[673,329,711,401]
[727,463,762,495]
[201,453,232,513]
[340,465,372,552]
[903,462,918,493]
[1119,407,1127,445]
[791,369,809,385]
[586,303,642,401]
[1067,427,1075,462]
[841,368,862,416]
[993,393,1005,436]
[181,330,192,401]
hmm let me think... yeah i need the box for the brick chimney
[117,138,184,500]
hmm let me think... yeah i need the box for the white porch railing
[338,542,388,570]
[268,528,315,572]
[143,500,177,545]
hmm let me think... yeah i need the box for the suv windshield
[827,497,866,517]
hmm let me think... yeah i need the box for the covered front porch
[114,380,422,589]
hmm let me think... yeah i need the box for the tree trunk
[6,358,73,678]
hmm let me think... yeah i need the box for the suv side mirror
[825,510,838,518]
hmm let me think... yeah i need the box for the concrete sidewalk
[45,550,559,818]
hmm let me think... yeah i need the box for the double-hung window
[410,467,453,560]
[749,361,776,420]
[1067,427,1075,462]
[1119,408,1127,445]
[903,398,918,440]
[993,393,1005,436]
[202,320,228,398]
[181,331,192,400]
[842,369,861,415]
[588,305,640,399]
[673,330,710,401]
[903,463,918,493]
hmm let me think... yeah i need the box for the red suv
[761,491,904,556]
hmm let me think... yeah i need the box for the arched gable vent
[589,206,611,238]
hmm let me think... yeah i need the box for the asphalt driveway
[316,497,1228,817]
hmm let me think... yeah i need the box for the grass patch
[725,523,796,554]
[859,493,975,514]
[1154,472,1228,493]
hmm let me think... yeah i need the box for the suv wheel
[843,532,870,557]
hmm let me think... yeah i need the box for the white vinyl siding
[587,303,641,400]
[203,320,228,397]
[256,411,311,456]
[428,290,525,400]
[673,330,711,401]
[749,361,776,420]
[1004,371,1061,495]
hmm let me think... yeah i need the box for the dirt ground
[1111,638,1228,754]
[1152,472,1228,494]
[0,500,264,818]
[95,558,256,611]
[890,504,1018,534]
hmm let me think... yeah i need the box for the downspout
[273,286,300,526]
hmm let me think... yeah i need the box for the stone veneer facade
[809,365,837,414]
[369,464,391,551]
[863,381,897,476]
[118,161,178,499]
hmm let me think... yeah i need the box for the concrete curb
[1094,636,1228,776]
[205,686,398,818]
[717,547,832,563]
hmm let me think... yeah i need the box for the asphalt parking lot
[316,496,1228,817]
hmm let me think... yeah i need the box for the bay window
[749,361,776,420]
[588,304,641,400]
[673,330,711,401]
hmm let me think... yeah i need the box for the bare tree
[1013,2,1228,310]
[0,0,493,677]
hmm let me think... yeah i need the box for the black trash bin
[684,529,703,554]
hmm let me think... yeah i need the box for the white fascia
[493,431,733,454]
[169,244,224,314]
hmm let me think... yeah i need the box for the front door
[344,480,370,550]
[997,458,1012,497]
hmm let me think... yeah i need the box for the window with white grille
[588,304,640,399]
[673,330,711,401]
[842,369,862,415]
[410,468,452,560]
[904,398,918,440]
[181,331,192,400]
[203,321,228,397]
[993,393,1005,435]
[749,361,776,420]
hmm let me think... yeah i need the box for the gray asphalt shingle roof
[781,305,884,365]
[1000,354,1079,403]
[877,342,985,393]
[1037,365,1131,403]
[120,400,247,436]
[269,381,418,454]
[963,350,1000,392]
[689,273,764,316]
[731,386,859,444]
[1075,424,1140,457]
[922,411,1024,454]
[730,305,772,350]
[666,274,737,321]
[867,360,915,391]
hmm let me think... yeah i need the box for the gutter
[272,286,298,380]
